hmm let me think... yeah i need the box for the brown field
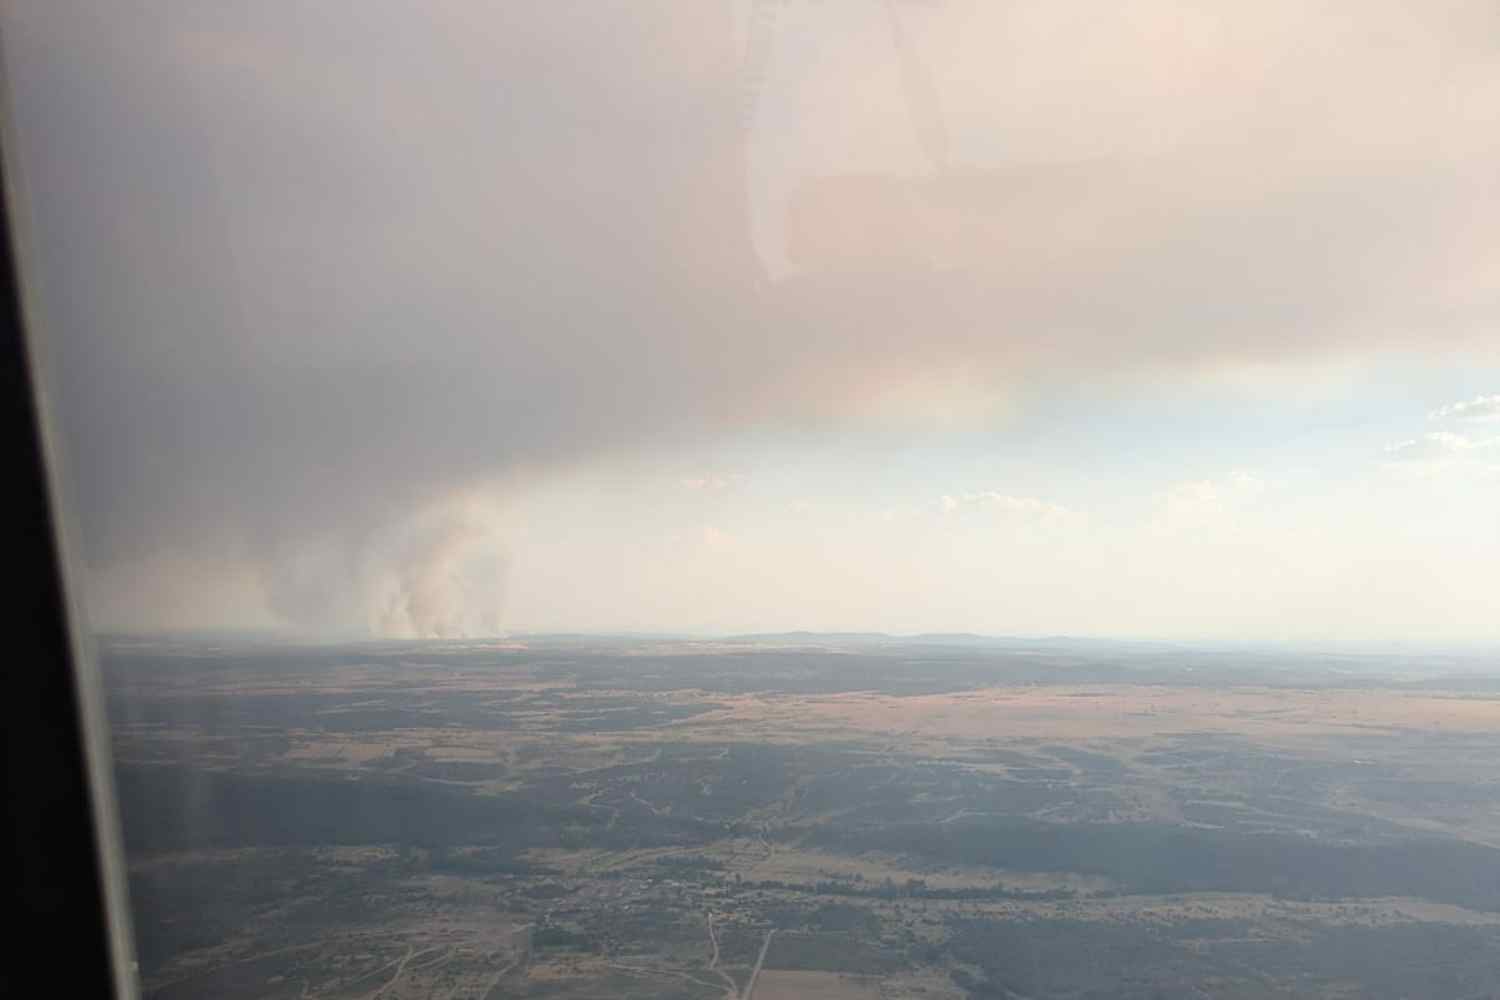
[751,970,881,1000]
[851,891,1500,929]
[689,685,1500,748]
[878,969,968,1000]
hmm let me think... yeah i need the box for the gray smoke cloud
[2,1,1497,633]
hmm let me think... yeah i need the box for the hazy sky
[3,1,1498,639]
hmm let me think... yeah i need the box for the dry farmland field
[103,634,1500,998]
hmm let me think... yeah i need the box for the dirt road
[743,928,776,1000]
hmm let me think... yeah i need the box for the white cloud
[680,472,747,492]
[1429,394,1500,424]
[1163,479,1221,507]
[1384,431,1479,462]
[1161,471,1263,512]
[1151,471,1267,539]
[939,492,1073,519]
[1381,430,1500,479]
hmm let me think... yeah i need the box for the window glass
[5,3,1500,998]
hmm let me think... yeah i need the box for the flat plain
[105,634,1500,998]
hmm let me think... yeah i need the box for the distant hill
[724,631,895,644]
